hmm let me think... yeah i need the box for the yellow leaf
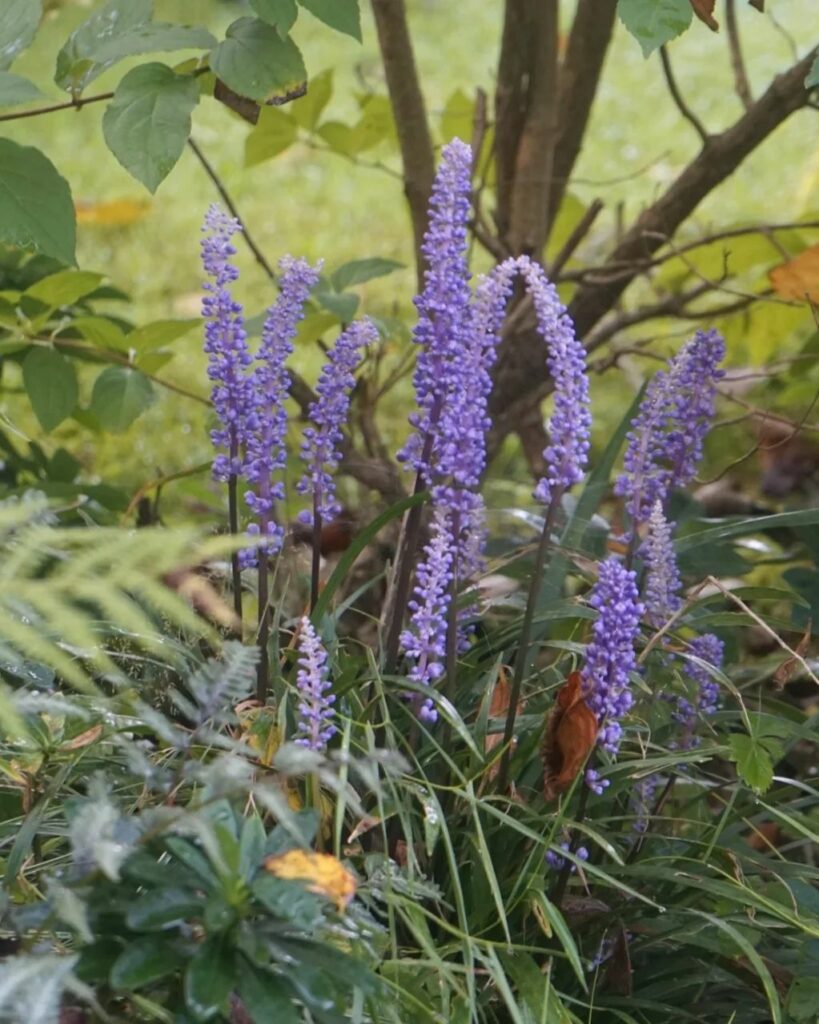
[263,850,356,910]
[75,198,150,227]
[769,244,819,303]
[235,703,282,767]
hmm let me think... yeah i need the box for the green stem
[382,470,426,671]
[256,551,270,704]
[496,490,563,793]
[310,497,323,614]
[227,470,243,626]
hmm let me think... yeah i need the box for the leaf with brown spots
[689,0,719,30]
[772,620,812,689]
[541,671,598,801]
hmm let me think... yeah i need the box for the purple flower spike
[294,617,336,752]
[201,205,255,481]
[297,319,378,523]
[615,330,725,528]
[398,138,473,479]
[399,508,455,721]
[642,501,683,627]
[242,256,320,566]
[581,558,644,756]
[514,256,591,505]
[674,633,724,740]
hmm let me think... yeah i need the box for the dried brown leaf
[769,244,819,304]
[689,0,719,30]
[63,725,103,751]
[772,619,812,689]
[541,672,598,801]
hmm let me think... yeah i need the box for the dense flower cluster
[615,330,725,528]
[201,205,255,482]
[398,139,474,480]
[294,617,336,752]
[298,319,377,523]
[515,255,591,505]
[673,632,724,741]
[581,559,644,755]
[242,257,320,564]
[399,509,454,722]
[642,501,683,627]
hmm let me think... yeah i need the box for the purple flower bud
[297,319,378,523]
[201,205,255,482]
[399,139,474,479]
[642,501,683,627]
[294,617,336,752]
[399,508,456,721]
[546,842,589,872]
[615,330,725,528]
[581,559,644,756]
[241,256,320,566]
[514,256,591,505]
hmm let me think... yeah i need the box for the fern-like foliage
[0,498,245,711]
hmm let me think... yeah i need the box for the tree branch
[726,0,754,110]
[494,0,532,246]
[370,0,436,286]
[659,45,709,145]
[547,0,618,226]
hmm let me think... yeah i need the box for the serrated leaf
[0,71,44,107]
[298,0,361,41]
[0,0,41,71]
[618,0,693,56]
[331,257,403,291]
[90,366,155,432]
[210,17,306,103]
[110,936,184,990]
[250,0,299,35]
[103,63,200,192]
[26,270,102,309]
[22,348,78,432]
[184,937,233,1020]
[729,734,774,794]
[55,0,215,93]
[245,105,298,166]
[0,140,76,265]
[291,67,333,130]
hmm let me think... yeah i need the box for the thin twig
[659,46,709,145]
[0,91,113,124]
[548,198,603,278]
[187,137,277,281]
[726,0,753,109]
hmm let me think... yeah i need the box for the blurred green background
[3,0,817,510]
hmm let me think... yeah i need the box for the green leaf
[251,875,324,929]
[788,977,819,1021]
[55,0,215,93]
[806,55,819,90]
[125,888,206,931]
[0,140,76,265]
[729,734,774,794]
[440,87,473,143]
[0,71,44,107]
[291,67,333,130]
[22,348,78,432]
[298,0,361,41]
[315,287,359,321]
[250,0,299,35]
[618,0,693,57]
[71,316,128,351]
[184,937,233,1021]
[110,936,184,990]
[0,0,41,71]
[331,257,404,291]
[239,814,266,882]
[237,959,301,1023]
[127,318,200,352]
[26,270,103,309]
[210,17,306,103]
[102,63,200,192]
[529,892,587,991]
[244,105,298,167]
[90,366,155,432]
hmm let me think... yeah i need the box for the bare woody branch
[371,0,436,286]
[726,0,754,109]
[659,45,710,144]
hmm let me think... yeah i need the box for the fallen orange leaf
[541,671,598,801]
[263,850,356,910]
[769,244,819,303]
